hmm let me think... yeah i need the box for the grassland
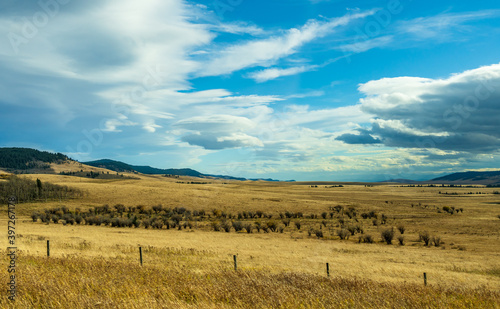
[1,172,499,308]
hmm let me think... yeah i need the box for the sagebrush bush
[232,221,244,232]
[221,221,232,232]
[381,228,394,245]
[419,231,431,246]
[432,236,442,247]
[359,234,374,243]
[337,229,349,240]
[347,225,357,236]
[267,221,278,232]
[398,236,404,246]
[244,223,253,233]
[397,225,405,234]
[211,221,220,232]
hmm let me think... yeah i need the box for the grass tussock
[2,254,499,309]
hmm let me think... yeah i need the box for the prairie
[1,172,499,308]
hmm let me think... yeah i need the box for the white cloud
[174,114,256,132]
[338,35,393,53]
[248,65,319,82]
[198,10,376,77]
[396,10,500,40]
[339,63,500,153]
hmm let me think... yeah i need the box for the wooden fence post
[233,255,237,271]
[47,240,50,257]
[139,247,143,266]
[424,272,427,286]
[326,263,330,277]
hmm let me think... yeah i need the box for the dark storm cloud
[348,63,500,153]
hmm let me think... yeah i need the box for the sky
[1,0,500,181]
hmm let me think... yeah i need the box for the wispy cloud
[248,65,319,82]
[197,10,376,77]
[396,10,500,40]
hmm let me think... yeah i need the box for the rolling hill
[0,147,69,171]
[83,159,205,177]
[430,171,500,185]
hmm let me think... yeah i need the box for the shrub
[315,230,323,239]
[359,234,374,243]
[75,215,83,225]
[397,225,405,234]
[381,228,394,245]
[31,212,40,222]
[232,221,244,232]
[347,225,357,236]
[142,218,151,229]
[279,226,285,233]
[282,219,291,227]
[337,229,350,240]
[321,220,328,227]
[254,221,262,232]
[398,236,404,246]
[211,221,221,231]
[372,219,379,226]
[244,223,253,233]
[267,221,278,232]
[433,236,442,247]
[51,215,60,224]
[321,212,328,219]
[380,214,388,225]
[294,221,301,230]
[221,221,232,233]
[419,231,431,246]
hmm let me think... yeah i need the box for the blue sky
[1,0,500,181]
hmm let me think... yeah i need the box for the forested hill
[0,147,69,170]
[82,159,136,173]
[83,159,204,177]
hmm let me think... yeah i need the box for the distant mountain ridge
[83,159,205,177]
[381,171,500,185]
[83,159,252,180]
[430,171,500,185]
[83,159,292,181]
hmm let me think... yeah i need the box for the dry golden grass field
[1,170,499,308]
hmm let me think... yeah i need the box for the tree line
[0,176,83,204]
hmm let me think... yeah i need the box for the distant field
[1,173,499,307]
